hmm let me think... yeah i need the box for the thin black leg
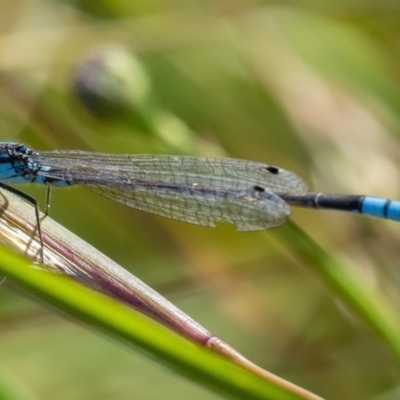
[0,182,44,263]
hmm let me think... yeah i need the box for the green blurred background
[0,1,400,399]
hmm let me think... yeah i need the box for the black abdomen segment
[279,192,400,222]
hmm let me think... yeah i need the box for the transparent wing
[31,151,307,231]
[86,183,291,231]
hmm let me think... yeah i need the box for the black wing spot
[265,166,279,175]
[253,185,265,192]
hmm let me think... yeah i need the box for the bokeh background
[0,1,400,399]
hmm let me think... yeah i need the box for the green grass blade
[0,246,308,400]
